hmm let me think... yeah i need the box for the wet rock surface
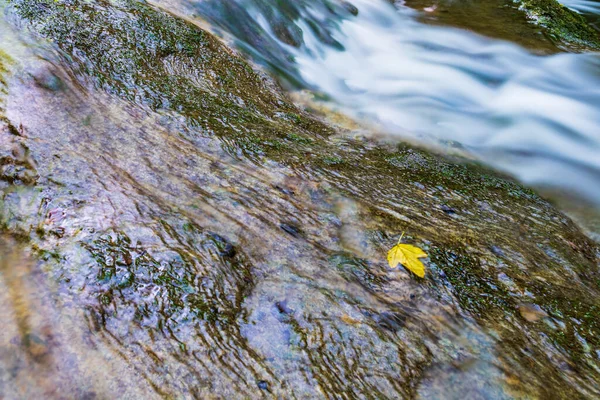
[0,0,599,398]
[516,0,600,49]
[398,0,600,52]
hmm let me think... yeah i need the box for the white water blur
[257,0,600,204]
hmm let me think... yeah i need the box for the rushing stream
[294,0,600,194]
[177,0,600,235]
[1,0,600,398]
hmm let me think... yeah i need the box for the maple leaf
[387,233,427,278]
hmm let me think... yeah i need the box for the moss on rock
[516,0,600,50]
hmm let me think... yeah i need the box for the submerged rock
[0,0,599,398]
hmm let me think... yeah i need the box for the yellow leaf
[387,242,427,278]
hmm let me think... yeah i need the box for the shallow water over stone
[1,0,600,398]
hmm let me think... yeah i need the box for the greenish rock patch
[516,0,600,49]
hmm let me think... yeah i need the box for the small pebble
[440,205,456,215]
[518,303,548,322]
[275,301,293,315]
[280,223,301,238]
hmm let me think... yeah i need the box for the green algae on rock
[516,0,600,50]
[399,0,600,52]
[1,0,600,398]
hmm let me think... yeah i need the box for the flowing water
[171,0,600,236]
[1,0,600,398]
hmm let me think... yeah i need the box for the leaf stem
[397,231,405,244]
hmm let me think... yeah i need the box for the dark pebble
[219,243,236,258]
[280,223,301,238]
[275,301,293,315]
[440,205,456,215]
[257,380,269,390]
[209,233,237,258]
